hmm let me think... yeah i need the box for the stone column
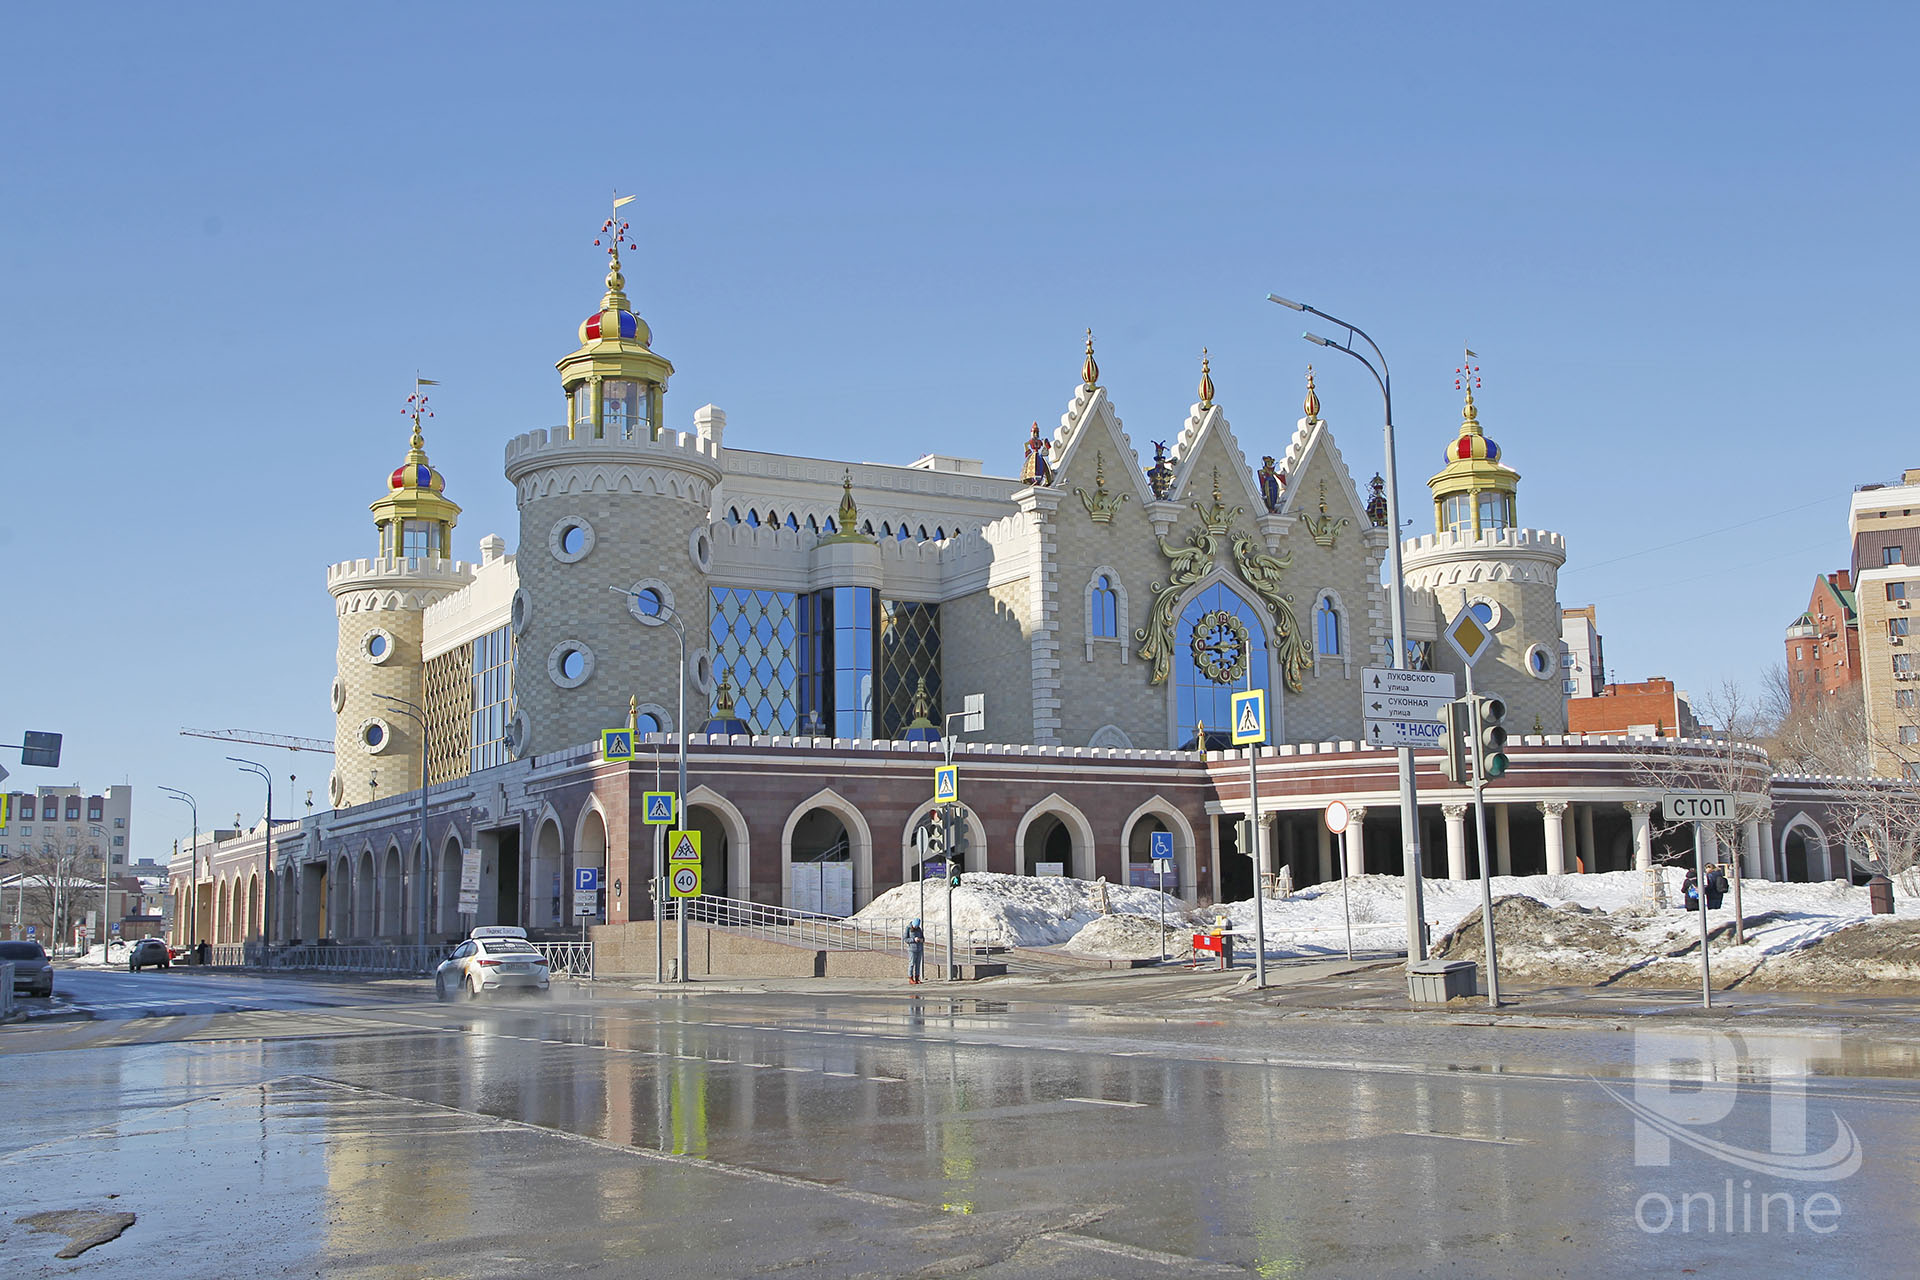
[1760,819,1778,880]
[1578,805,1597,873]
[1742,819,1765,881]
[1494,804,1512,877]
[1627,801,1655,872]
[1540,801,1569,876]
[1700,823,1720,868]
[1317,821,1334,884]
[1443,803,1470,881]
[1346,807,1367,878]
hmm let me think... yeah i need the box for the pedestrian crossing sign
[933,764,958,804]
[642,791,677,825]
[667,829,702,863]
[602,729,634,761]
[1231,689,1267,745]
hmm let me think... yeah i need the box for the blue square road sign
[575,867,600,893]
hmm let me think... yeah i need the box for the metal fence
[534,941,595,981]
[678,895,997,963]
[267,943,443,975]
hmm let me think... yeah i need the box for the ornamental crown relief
[1133,467,1315,692]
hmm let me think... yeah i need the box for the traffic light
[948,853,963,889]
[1440,701,1468,784]
[1235,817,1255,856]
[1476,695,1508,779]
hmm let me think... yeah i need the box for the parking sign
[575,867,600,893]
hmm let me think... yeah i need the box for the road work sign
[642,792,677,825]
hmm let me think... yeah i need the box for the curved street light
[158,786,199,955]
[228,757,274,960]
[1267,293,1429,964]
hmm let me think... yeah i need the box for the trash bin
[1868,874,1895,915]
[1408,958,1478,1003]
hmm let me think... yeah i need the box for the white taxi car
[434,926,551,1000]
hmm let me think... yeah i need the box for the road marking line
[1399,1130,1526,1145]
[1064,1097,1147,1108]
[823,1071,858,1078]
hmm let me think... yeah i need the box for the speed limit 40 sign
[669,863,702,898]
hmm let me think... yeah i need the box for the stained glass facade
[710,589,800,734]
[878,599,941,738]
[1174,584,1268,749]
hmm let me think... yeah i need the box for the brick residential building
[1566,677,1699,739]
[1783,571,1861,712]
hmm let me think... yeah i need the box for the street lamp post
[159,787,198,956]
[375,694,433,948]
[1266,294,1429,964]
[229,758,273,963]
[611,586,689,983]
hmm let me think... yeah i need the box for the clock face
[1190,609,1251,685]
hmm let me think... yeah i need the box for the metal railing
[677,895,997,963]
[534,941,595,981]
[267,943,443,975]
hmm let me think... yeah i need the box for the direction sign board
[458,848,481,915]
[575,867,600,894]
[1366,718,1448,749]
[1365,691,1453,721]
[666,830,702,863]
[961,692,986,733]
[1324,800,1350,834]
[1443,610,1494,667]
[642,792,677,825]
[1663,791,1735,822]
[669,863,702,898]
[1362,667,1457,698]
[933,765,958,804]
[1231,689,1268,745]
[602,729,634,761]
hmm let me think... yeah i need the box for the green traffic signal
[1484,751,1508,778]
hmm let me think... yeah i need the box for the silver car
[434,926,551,1000]
[2,940,54,997]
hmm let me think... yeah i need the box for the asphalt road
[3,969,1915,1277]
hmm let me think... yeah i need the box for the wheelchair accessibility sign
[642,791,677,825]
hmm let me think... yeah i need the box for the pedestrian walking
[1681,870,1699,912]
[1704,865,1729,911]
[904,918,925,985]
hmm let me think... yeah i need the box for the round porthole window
[364,628,395,664]
[1525,643,1557,680]
[359,716,394,754]
[506,711,529,758]
[689,527,714,574]
[548,640,595,689]
[329,773,344,807]
[627,578,675,626]
[331,677,346,714]
[511,588,531,637]
[690,648,715,694]
[1466,596,1506,630]
[548,515,596,564]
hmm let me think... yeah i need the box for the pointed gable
[1164,400,1267,517]
[1276,411,1369,528]
[1046,380,1157,509]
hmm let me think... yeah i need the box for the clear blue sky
[3,3,1913,860]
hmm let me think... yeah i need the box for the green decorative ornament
[1190,609,1251,685]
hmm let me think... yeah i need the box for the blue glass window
[1091,576,1118,638]
[1317,598,1341,656]
[469,625,516,771]
[1173,584,1267,749]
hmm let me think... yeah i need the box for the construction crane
[179,728,335,754]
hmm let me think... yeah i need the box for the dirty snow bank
[850,872,1187,949]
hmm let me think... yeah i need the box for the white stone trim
[359,716,395,755]
[1083,565,1130,663]
[1466,594,1506,630]
[510,587,532,637]
[1088,723,1134,750]
[363,627,396,665]
[689,526,714,575]
[690,647,715,695]
[548,515,595,564]
[1012,793,1097,880]
[331,677,346,713]
[1311,588,1353,679]
[1524,642,1557,680]
[685,785,752,900]
[547,640,595,690]
[780,786,875,912]
[633,701,674,735]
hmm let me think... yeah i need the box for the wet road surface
[3,971,1916,1276]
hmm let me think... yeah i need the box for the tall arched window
[1316,597,1341,656]
[1091,576,1118,638]
[1173,584,1267,748]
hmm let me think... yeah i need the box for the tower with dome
[1401,356,1568,734]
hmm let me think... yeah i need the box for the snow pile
[851,872,1187,949]
[1061,913,1195,960]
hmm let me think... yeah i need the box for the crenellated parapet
[1400,527,1567,592]
[504,425,723,507]
[327,556,477,611]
